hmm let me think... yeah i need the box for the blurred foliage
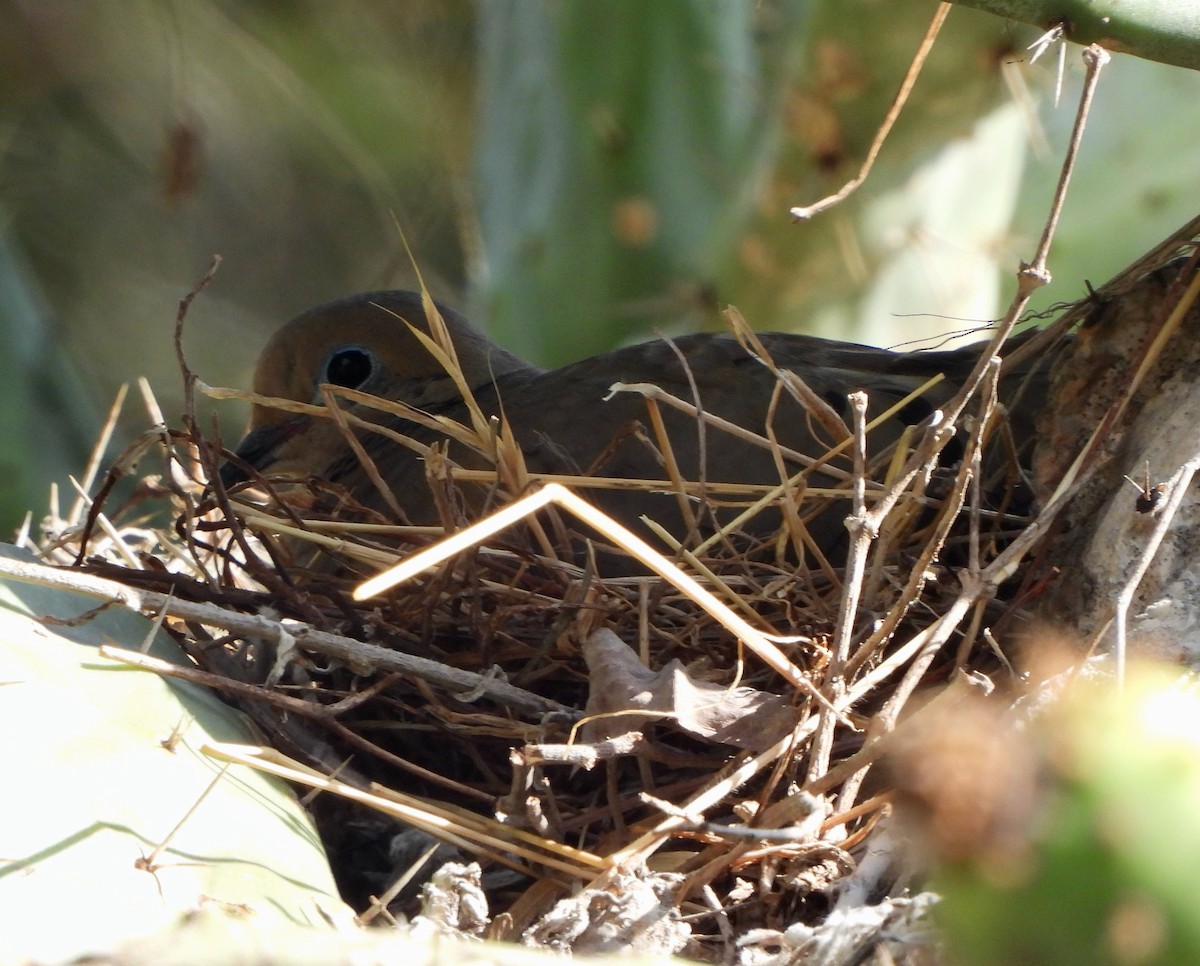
[0,0,1198,534]
[927,663,1200,965]
[473,0,810,361]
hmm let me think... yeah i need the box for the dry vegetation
[17,216,1200,962]
[22,296,1059,961]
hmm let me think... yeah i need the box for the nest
[22,302,1070,962]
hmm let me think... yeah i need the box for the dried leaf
[582,629,797,751]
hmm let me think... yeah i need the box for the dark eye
[322,346,375,389]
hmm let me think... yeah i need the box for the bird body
[223,292,1037,567]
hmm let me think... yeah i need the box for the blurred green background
[2,0,1199,533]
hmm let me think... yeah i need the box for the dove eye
[322,345,377,389]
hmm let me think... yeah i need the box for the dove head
[221,290,533,486]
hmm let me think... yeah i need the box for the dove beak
[219,415,312,488]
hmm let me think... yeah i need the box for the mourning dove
[221,291,1042,567]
